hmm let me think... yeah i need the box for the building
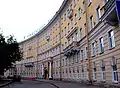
[6,0,120,87]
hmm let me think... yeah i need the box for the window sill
[91,55,95,57]
[109,46,115,50]
[99,52,104,55]
[88,2,92,7]
[79,17,81,20]
[112,81,119,84]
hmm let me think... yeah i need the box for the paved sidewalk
[36,79,101,88]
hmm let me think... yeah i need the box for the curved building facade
[6,0,120,87]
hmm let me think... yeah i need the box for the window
[81,50,84,60]
[74,14,77,24]
[62,44,64,50]
[64,13,66,21]
[68,23,70,31]
[85,46,88,59]
[84,23,87,35]
[72,55,74,64]
[64,27,66,35]
[76,51,79,62]
[108,30,115,49]
[65,42,67,48]
[101,60,106,81]
[96,6,101,23]
[111,57,118,82]
[81,65,84,79]
[62,30,64,37]
[74,0,76,7]
[99,37,104,53]
[80,28,82,40]
[104,0,108,4]
[65,58,67,66]
[91,41,96,56]
[72,36,74,42]
[93,62,97,80]
[76,31,78,41]
[89,16,94,30]
[78,8,82,18]
[62,59,64,66]
[82,1,86,13]
[86,64,89,80]
[88,0,92,5]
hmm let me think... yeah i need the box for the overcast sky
[0,0,64,42]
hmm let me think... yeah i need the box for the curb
[0,81,13,88]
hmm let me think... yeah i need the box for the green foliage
[0,34,23,75]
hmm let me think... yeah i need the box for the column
[49,62,52,79]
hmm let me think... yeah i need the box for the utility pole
[85,0,93,84]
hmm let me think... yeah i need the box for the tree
[0,34,23,75]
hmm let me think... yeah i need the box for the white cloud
[0,0,64,42]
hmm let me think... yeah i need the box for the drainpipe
[59,14,62,81]
[85,0,93,84]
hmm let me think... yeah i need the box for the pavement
[3,79,102,88]
[0,80,12,88]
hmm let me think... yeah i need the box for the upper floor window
[75,31,79,41]
[80,28,82,40]
[81,50,84,60]
[68,23,70,31]
[104,0,108,4]
[64,13,66,21]
[101,60,106,81]
[64,27,67,35]
[81,65,84,79]
[72,36,74,42]
[108,29,115,49]
[99,37,104,53]
[89,15,94,31]
[91,41,96,56]
[88,0,92,5]
[96,6,101,23]
[82,1,86,13]
[74,0,76,7]
[85,46,88,59]
[84,23,87,35]
[111,57,118,82]
[93,62,97,80]
[78,8,82,18]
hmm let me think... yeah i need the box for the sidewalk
[0,79,12,87]
[35,79,101,88]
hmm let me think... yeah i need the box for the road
[3,80,101,88]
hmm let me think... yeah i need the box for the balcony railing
[102,0,118,25]
[63,41,78,56]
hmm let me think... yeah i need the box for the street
[3,80,101,88]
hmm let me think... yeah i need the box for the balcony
[24,62,34,67]
[63,41,79,57]
[101,0,118,26]
[67,9,73,19]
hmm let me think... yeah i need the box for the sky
[0,0,64,42]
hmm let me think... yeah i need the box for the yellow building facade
[10,0,120,87]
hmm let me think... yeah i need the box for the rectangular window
[68,23,70,31]
[108,30,115,49]
[104,0,108,4]
[85,46,88,59]
[82,1,86,13]
[99,37,104,53]
[86,64,89,80]
[111,58,118,82]
[74,0,76,7]
[101,60,106,81]
[81,50,84,60]
[91,42,96,56]
[76,51,79,62]
[84,23,87,35]
[88,0,92,5]
[93,62,97,80]
[76,31,78,41]
[96,6,101,23]
[72,36,74,42]
[81,65,84,79]
[90,16,94,31]
[80,28,82,40]
[64,13,66,21]
[78,8,82,18]
[64,27,66,35]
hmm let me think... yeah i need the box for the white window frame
[89,15,94,31]
[108,29,115,49]
[91,41,96,56]
[80,28,82,40]
[93,62,97,80]
[101,60,106,81]
[96,6,101,23]
[99,37,104,53]
[111,57,118,83]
